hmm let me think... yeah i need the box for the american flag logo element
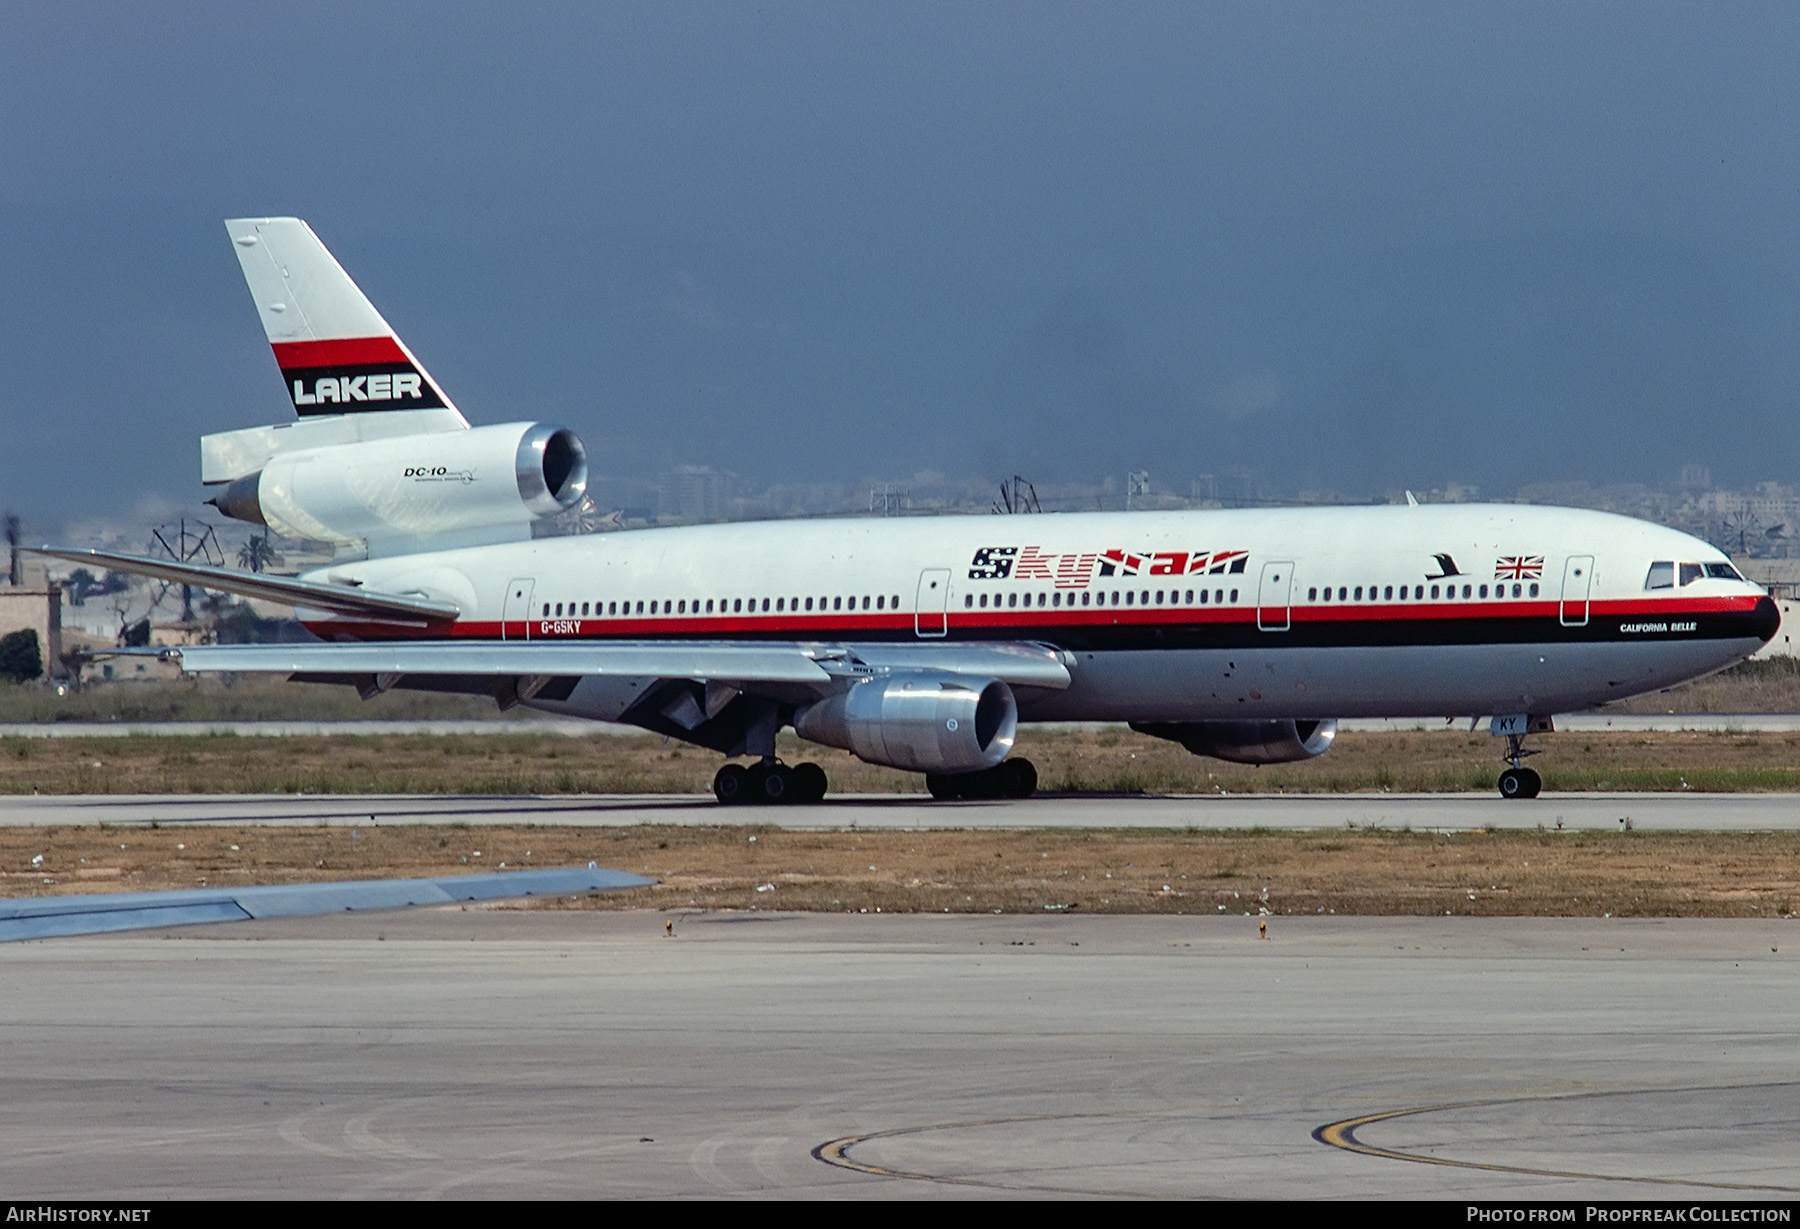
[969,546,1249,589]
[1494,555,1544,581]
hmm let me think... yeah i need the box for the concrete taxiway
[0,911,1794,1199]
[3,790,1800,831]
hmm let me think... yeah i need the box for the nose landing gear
[1498,733,1542,800]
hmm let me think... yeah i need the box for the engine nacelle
[795,675,1018,773]
[209,422,586,553]
[1131,718,1338,765]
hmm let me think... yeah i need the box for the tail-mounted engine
[795,675,1018,773]
[207,421,586,556]
[1131,718,1338,765]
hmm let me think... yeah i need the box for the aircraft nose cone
[1752,595,1781,643]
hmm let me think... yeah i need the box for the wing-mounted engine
[1131,719,1338,765]
[795,674,1018,773]
[206,421,587,558]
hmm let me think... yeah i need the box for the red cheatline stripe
[271,337,407,370]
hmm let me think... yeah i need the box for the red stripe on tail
[271,337,408,370]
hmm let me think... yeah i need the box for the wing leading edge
[162,640,1073,692]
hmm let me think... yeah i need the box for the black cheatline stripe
[326,603,1771,651]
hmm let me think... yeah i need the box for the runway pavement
[0,911,1793,1199]
[3,790,1800,830]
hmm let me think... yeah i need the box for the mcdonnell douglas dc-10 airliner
[41,219,1778,803]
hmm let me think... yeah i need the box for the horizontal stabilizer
[33,546,460,624]
[0,866,652,941]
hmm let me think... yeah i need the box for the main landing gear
[713,760,827,806]
[1498,734,1542,800]
[926,758,1038,801]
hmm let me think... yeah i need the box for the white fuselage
[302,503,1775,725]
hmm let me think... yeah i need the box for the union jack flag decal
[1494,555,1544,581]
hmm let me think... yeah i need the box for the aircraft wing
[159,639,1073,691]
[32,546,460,624]
[0,866,650,941]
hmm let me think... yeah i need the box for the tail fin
[225,218,465,423]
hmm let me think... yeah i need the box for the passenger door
[503,578,536,640]
[1257,560,1293,632]
[1560,555,1593,627]
[915,569,950,638]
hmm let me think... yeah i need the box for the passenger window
[1679,563,1704,586]
[877,595,885,609]
[1478,585,1487,599]
[1428,585,1438,600]
[635,601,644,614]
[1645,561,1674,589]
[965,595,973,608]
[1081,592,1091,606]
[891,595,899,608]
[1308,587,1317,601]
[777,598,786,611]
[761,598,770,612]
[1353,587,1362,601]
[1528,583,1539,598]
[862,596,871,610]
[1229,589,1239,602]
[1511,583,1522,598]
[1384,586,1393,600]
[1125,591,1135,606]
[1141,591,1150,604]
[1200,590,1209,604]
[979,594,988,608]
[1185,589,1194,604]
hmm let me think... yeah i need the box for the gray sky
[4,2,1798,526]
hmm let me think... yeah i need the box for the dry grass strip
[1,727,1799,795]
[5,825,1799,918]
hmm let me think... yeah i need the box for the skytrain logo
[969,546,1248,589]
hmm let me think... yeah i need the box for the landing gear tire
[1498,767,1541,800]
[1000,757,1038,799]
[713,763,749,805]
[925,758,1038,801]
[791,762,828,804]
[749,762,792,805]
[926,773,961,800]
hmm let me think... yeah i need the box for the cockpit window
[1679,562,1704,587]
[1645,561,1673,590]
[1705,562,1744,582]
